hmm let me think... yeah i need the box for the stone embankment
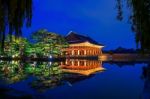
[99,53,150,62]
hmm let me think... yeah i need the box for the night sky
[23,0,136,50]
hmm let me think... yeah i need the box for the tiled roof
[65,31,104,46]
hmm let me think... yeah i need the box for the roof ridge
[66,31,89,37]
[65,31,104,46]
[66,31,76,36]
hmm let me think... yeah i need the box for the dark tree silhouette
[116,0,150,53]
[116,0,123,21]
[0,0,32,51]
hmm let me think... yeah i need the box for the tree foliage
[116,0,150,52]
[3,35,29,57]
[31,29,69,57]
[0,0,32,50]
[116,0,123,21]
[0,61,62,87]
[0,29,69,57]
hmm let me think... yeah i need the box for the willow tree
[116,0,150,53]
[0,0,32,51]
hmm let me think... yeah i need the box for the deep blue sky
[23,0,136,50]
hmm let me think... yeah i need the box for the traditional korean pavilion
[64,31,104,57]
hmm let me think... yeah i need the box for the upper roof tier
[65,31,104,46]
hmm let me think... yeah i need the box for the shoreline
[99,53,150,62]
[0,53,150,62]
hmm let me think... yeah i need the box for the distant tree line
[104,46,141,54]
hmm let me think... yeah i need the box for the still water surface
[0,59,149,99]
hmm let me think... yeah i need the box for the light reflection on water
[0,59,149,99]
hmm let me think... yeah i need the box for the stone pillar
[92,50,94,56]
[84,50,86,55]
[89,50,91,56]
[94,50,95,55]
[96,50,98,55]
[86,50,88,56]
[72,50,74,56]
[65,60,68,64]
[78,50,80,55]
[71,60,74,66]
[84,61,87,66]
[78,61,80,66]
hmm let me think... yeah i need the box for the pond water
[0,59,149,99]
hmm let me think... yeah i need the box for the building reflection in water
[60,59,105,76]
[0,59,105,94]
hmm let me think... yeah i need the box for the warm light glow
[60,59,105,75]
